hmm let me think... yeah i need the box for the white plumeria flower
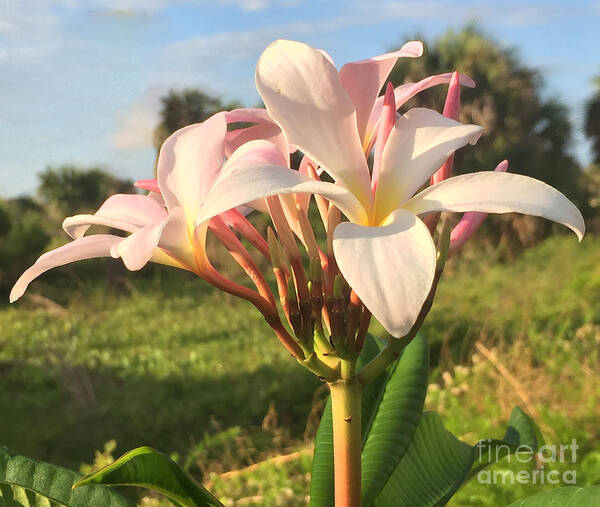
[195,39,585,338]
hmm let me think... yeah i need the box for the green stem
[356,337,406,386]
[300,352,338,381]
[329,378,362,507]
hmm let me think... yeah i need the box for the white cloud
[363,1,600,26]
[164,15,370,66]
[113,87,165,150]
[90,0,303,14]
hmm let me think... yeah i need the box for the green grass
[1,235,599,505]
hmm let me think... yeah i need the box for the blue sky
[1,0,599,197]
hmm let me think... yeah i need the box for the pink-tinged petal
[10,235,122,302]
[255,39,373,212]
[63,194,167,239]
[221,139,288,180]
[196,164,368,227]
[339,40,423,142]
[225,123,290,159]
[222,139,293,225]
[134,178,160,193]
[225,107,272,123]
[371,82,397,194]
[364,72,475,152]
[333,208,436,337]
[404,171,585,240]
[111,220,168,271]
[375,108,483,224]
[448,160,508,256]
[157,112,227,225]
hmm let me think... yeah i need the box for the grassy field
[1,235,599,505]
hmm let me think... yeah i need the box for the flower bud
[436,217,451,271]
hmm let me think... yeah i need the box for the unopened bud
[297,203,320,262]
[267,227,286,270]
[309,257,322,284]
[436,217,451,271]
[333,274,344,300]
[286,274,297,301]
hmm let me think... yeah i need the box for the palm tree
[584,77,600,164]
[388,25,590,254]
[153,89,242,150]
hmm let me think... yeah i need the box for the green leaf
[310,335,388,507]
[375,407,544,507]
[361,334,429,505]
[468,406,542,480]
[506,485,600,506]
[375,411,474,506]
[309,396,334,507]
[0,447,133,507]
[73,446,222,507]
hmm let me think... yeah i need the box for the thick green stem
[300,352,338,381]
[329,378,362,507]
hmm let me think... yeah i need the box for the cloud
[113,87,165,150]
[362,1,600,27]
[164,15,370,66]
[89,0,303,15]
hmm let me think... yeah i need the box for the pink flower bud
[431,71,461,186]
[134,178,160,193]
[371,82,397,194]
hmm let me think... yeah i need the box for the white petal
[10,235,122,302]
[333,209,436,337]
[63,194,166,239]
[375,108,483,223]
[220,139,288,182]
[196,165,368,226]
[112,220,168,271]
[157,112,227,224]
[404,171,585,240]
[158,207,197,269]
[255,39,373,211]
[339,41,422,141]
[225,108,272,123]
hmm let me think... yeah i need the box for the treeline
[1,26,599,301]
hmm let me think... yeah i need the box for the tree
[0,198,50,300]
[153,89,242,150]
[388,25,591,254]
[38,165,132,217]
[584,76,600,164]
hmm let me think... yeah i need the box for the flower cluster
[11,39,584,376]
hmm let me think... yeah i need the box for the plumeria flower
[10,111,286,318]
[195,39,585,338]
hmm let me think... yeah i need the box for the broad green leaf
[507,485,600,506]
[468,406,542,479]
[375,408,544,507]
[0,447,133,507]
[309,397,334,507]
[361,334,429,505]
[73,446,222,507]
[375,412,473,507]
[310,335,388,507]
